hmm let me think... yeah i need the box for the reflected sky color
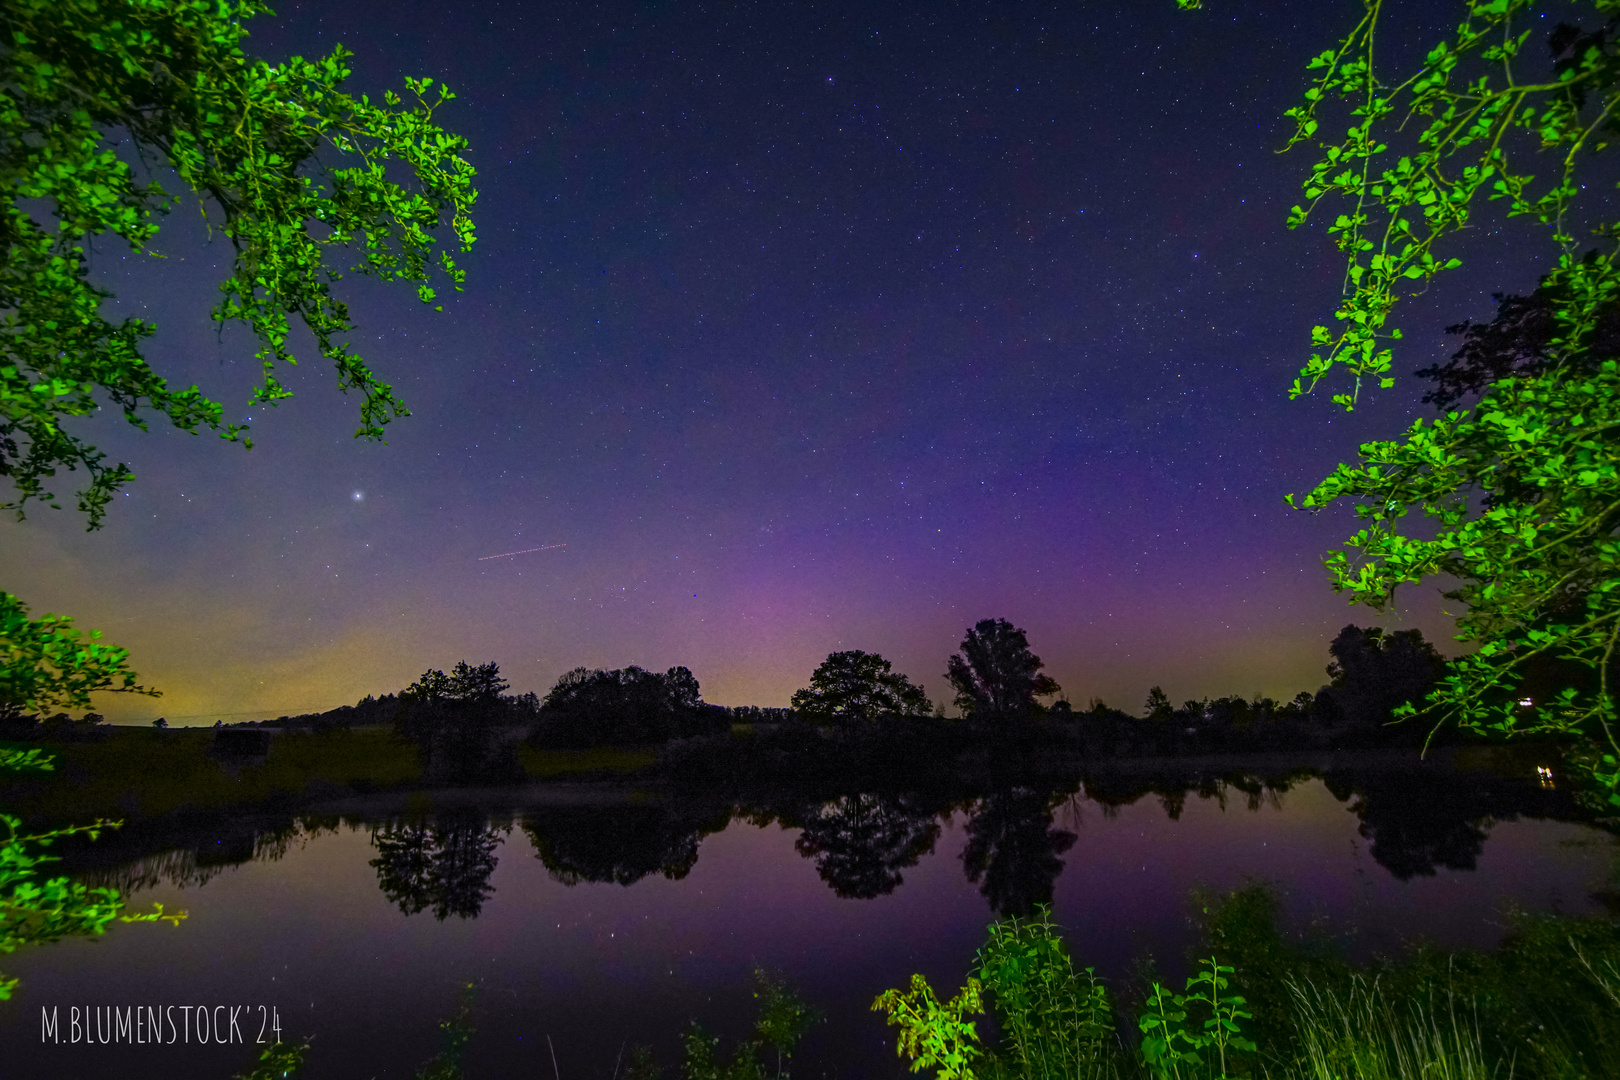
[3,778,1612,1079]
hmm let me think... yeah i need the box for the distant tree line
[14,615,1465,789]
[0,615,1457,759]
[1122,625,1448,744]
[781,619,1450,745]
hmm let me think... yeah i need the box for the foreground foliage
[1,0,479,722]
[1254,0,1620,806]
[877,888,1620,1080]
[0,745,179,1001]
[0,0,476,524]
[0,591,157,719]
[676,969,822,1080]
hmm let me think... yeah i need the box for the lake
[3,751,1615,1079]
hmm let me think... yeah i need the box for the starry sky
[2,0,1579,724]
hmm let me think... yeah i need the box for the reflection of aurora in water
[6,759,1615,1080]
[53,758,1608,911]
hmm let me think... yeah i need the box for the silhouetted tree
[1284,691,1315,720]
[1143,686,1174,722]
[944,618,1061,719]
[1318,626,1447,734]
[790,650,931,725]
[369,812,506,920]
[792,792,941,898]
[723,705,798,726]
[402,660,509,707]
[1418,284,1620,413]
[534,664,716,746]
[1206,696,1258,732]
[960,787,1076,917]
[394,660,521,782]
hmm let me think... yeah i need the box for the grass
[876,889,1620,1080]
[1288,975,1498,1080]
[516,743,658,779]
[0,726,422,823]
[1,728,659,825]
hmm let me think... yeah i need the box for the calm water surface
[3,761,1615,1079]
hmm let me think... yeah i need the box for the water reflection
[1326,769,1506,880]
[1081,769,1301,820]
[792,792,942,898]
[60,757,1606,918]
[960,787,1078,916]
[520,802,729,885]
[369,811,509,919]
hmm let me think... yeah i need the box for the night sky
[2,0,1572,723]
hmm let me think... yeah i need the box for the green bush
[877,892,1620,1080]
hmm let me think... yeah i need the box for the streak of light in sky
[477,544,568,561]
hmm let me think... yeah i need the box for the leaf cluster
[680,969,821,1080]
[0,0,477,525]
[1277,0,1620,409]
[1236,0,1620,804]
[1295,351,1620,804]
[1138,959,1257,1080]
[410,982,476,1080]
[0,746,181,1001]
[873,973,986,1080]
[975,906,1115,1080]
[1421,282,1620,412]
[876,909,1267,1080]
[231,1040,310,1080]
[0,589,157,718]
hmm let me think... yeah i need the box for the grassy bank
[516,743,657,779]
[0,727,660,826]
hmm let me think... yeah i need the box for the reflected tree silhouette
[76,815,340,895]
[1227,773,1287,814]
[792,792,942,898]
[80,847,230,895]
[1328,771,1500,881]
[960,787,1077,917]
[369,811,507,919]
[520,803,726,886]
[43,759,1597,923]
